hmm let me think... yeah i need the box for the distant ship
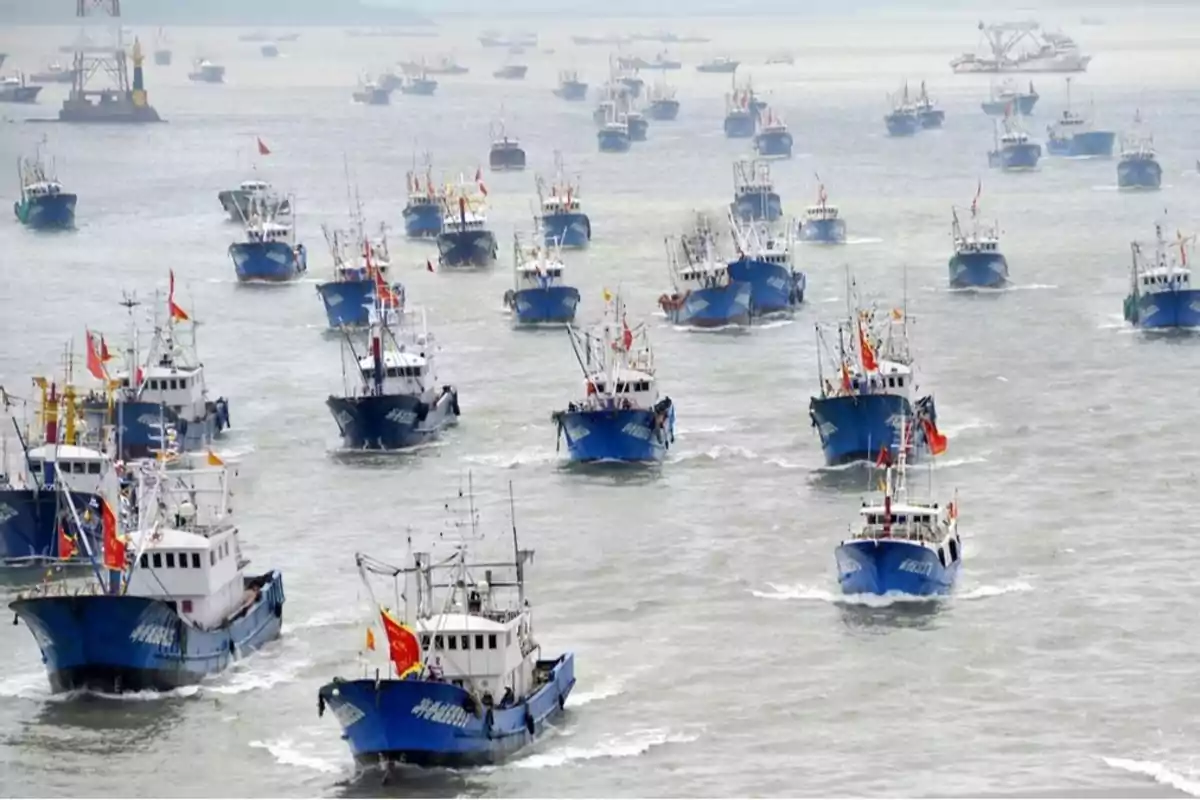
[981,79,1039,116]
[723,84,758,138]
[914,81,945,128]
[1116,113,1161,190]
[503,233,580,326]
[987,117,1041,171]
[572,34,630,46]
[798,179,846,244]
[949,183,1009,289]
[479,30,538,49]
[228,196,307,283]
[697,56,739,74]
[659,218,751,328]
[0,74,42,104]
[494,64,528,80]
[727,215,805,317]
[1124,223,1200,330]
[218,178,291,222]
[553,70,588,101]
[646,80,680,120]
[352,78,390,105]
[316,219,402,329]
[951,21,1091,73]
[154,27,172,65]
[13,148,77,230]
[437,172,498,269]
[884,84,920,137]
[188,59,226,83]
[398,70,437,96]
[28,62,77,84]
[402,162,443,239]
[730,158,781,223]
[597,114,631,153]
[753,108,793,158]
[1045,77,1114,157]
[535,155,591,248]
[618,52,681,71]
[489,121,527,171]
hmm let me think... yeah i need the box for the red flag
[426,259,434,273]
[101,497,125,572]
[373,268,397,308]
[58,521,77,560]
[922,418,948,456]
[85,330,107,381]
[474,167,482,182]
[840,362,852,393]
[875,445,891,468]
[100,335,112,362]
[477,179,488,197]
[858,318,878,372]
[971,179,981,215]
[379,607,422,678]
[134,366,144,387]
[621,317,633,351]
[257,137,271,155]
[168,270,189,322]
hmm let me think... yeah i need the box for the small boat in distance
[1124,223,1200,329]
[949,183,1009,288]
[399,70,438,95]
[915,81,945,128]
[647,80,680,120]
[798,178,846,244]
[260,43,280,58]
[727,214,805,317]
[1044,77,1114,157]
[188,59,226,83]
[987,116,1042,171]
[0,74,43,103]
[884,84,920,137]
[228,196,307,283]
[597,113,631,153]
[352,78,391,105]
[730,158,782,223]
[437,172,499,269]
[536,155,592,248]
[981,79,1039,116]
[13,148,78,230]
[697,56,739,73]
[554,70,588,100]
[951,20,1091,74]
[494,64,528,80]
[659,219,752,328]
[154,27,172,65]
[489,121,527,171]
[754,108,793,158]
[503,233,581,326]
[1116,112,1162,190]
[316,219,402,329]
[723,85,757,138]
[28,62,77,84]
[402,162,443,239]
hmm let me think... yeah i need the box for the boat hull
[949,251,1009,288]
[553,82,588,101]
[0,85,42,103]
[799,218,846,244]
[8,572,285,693]
[0,489,103,567]
[809,393,934,466]
[918,108,945,128]
[217,190,290,222]
[327,390,460,450]
[1046,130,1115,157]
[506,286,581,325]
[399,80,437,96]
[316,279,400,328]
[229,241,306,282]
[648,99,679,120]
[13,194,77,229]
[489,149,526,171]
[317,655,575,769]
[437,229,498,268]
[553,407,673,463]
[660,282,752,328]
[988,143,1041,170]
[754,131,793,158]
[597,130,631,152]
[1125,289,1200,329]
[835,540,958,597]
[732,190,782,223]
[726,257,803,316]
[1117,158,1162,189]
[982,95,1039,116]
[884,113,919,137]
[403,203,442,238]
[724,112,756,138]
[540,211,591,248]
[83,399,231,461]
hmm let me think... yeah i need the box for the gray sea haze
[2,8,1200,797]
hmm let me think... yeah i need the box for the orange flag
[858,318,877,372]
[379,607,422,678]
[365,627,376,651]
[101,497,125,571]
[168,270,190,322]
[58,522,77,560]
[85,330,108,381]
[922,418,948,456]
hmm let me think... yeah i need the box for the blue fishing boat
[1124,223,1200,330]
[489,119,526,171]
[981,80,1038,116]
[621,108,649,142]
[503,234,580,326]
[754,108,793,158]
[1117,115,1161,190]
[9,458,285,693]
[402,164,443,239]
[884,85,919,137]
[659,221,751,328]
[535,156,591,249]
[1044,78,1114,157]
[593,91,617,127]
[730,158,782,223]
[317,487,575,771]
[353,78,391,105]
[597,116,631,153]
[218,178,291,222]
[316,220,405,329]
[727,214,805,317]
[327,304,460,451]
[646,80,680,120]
[949,185,1008,289]
[809,284,947,467]
[915,81,945,128]
[551,293,675,463]
[398,70,438,96]
[228,198,307,283]
[987,117,1041,171]
[13,150,77,230]
[0,74,42,103]
[437,173,498,269]
[554,70,587,100]
[798,179,846,244]
[697,56,739,73]
[80,281,231,463]
[723,85,757,138]
[835,426,961,597]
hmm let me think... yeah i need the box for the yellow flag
[365,627,376,651]
[602,288,613,303]
[207,450,224,466]
[892,308,903,320]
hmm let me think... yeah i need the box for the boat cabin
[580,366,657,411]
[806,204,840,221]
[116,361,210,422]
[238,179,271,194]
[22,443,117,495]
[244,220,292,243]
[853,500,954,548]
[541,195,582,215]
[416,603,537,705]
[125,523,249,629]
[1140,268,1191,293]
[442,209,488,232]
[357,349,429,396]
[490,137,522,152]
[23,181,67,198]
[844,359,913,399]
[1000,131,1031,145]
[516,257,565,288]
[601,120,629,135]
[407,191,437,208]
[677,261,730,289]
[955,232,1001,253]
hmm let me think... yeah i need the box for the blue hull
[809,393,934,466]
[918,108,945,128]
[663,282,752,328]
[949,251,1009,288]
[555,82,588,101]
[1046,130,1115,157]
[726,256,803,316]
[627,118,649,141]
[403,204,442,238]
[318,654,575,769]
[14,194,77,230]
[9,571,285,693]
[0,489,103,566]
[648,99,679,120]
[509,286,581,325]
[989,143,1042,170]
[982,95,1038,116]
[541,211,591,248]
[1126,289,1200,329]
[598,131,631,152]
[732,190,782,222]
[437,229,497,268]
[85,399,230,461]
[328,390,460,450]
[800,218,847,244]
[1118,158,1162,189]
[724,113,756,138]
[553,407,672,463]
[835,540,958,597]
[885,113,919,137]
[754,132,793,158]
[229,241,306,282]
[316,279,386,328]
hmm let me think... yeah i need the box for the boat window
[475,634,484,650]
[434,635,444,650]
[448,636,457,650]
[182,600,193,613]
[949,539,959,562]
[179,553,188,569]
[420,634,431,650]
[88,462,101,474]
[210,551,215,566]
[153,552,162,568]
[192,553,201,568]
[488,634,497,649]
[140,553,149,568]
[29,459,41,472]
[506,631,512,646]
[461,635,470,651]
[166,552,176,568]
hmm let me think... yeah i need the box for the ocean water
[2,9,1200,797]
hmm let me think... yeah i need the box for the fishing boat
[730,158,782,223]
[553,70,587,101]
[697,56,739,73]
[914,81,945,128]
[535,156,592,249]
[402,163,443,239]
[421,56,469,76]
[28,62,77,84]
[437,172,498,269]
[621,107,649,142]
[724,85,757,139]
[981,79,1039,116]
[798,179,846,244]
[948,184,1008,289]
[228,196,307,283]
[987,117,1041,170]
[9,457,285,693]
[573,34,630,46]
[1117,114,1162,190]
[13,150,77,230]
[489,122,526,172]
[659,221,752,328]
[218,178,291,222]
[646,80,680,120]
[593,91,617,127]
[753,108,793,158]
[80,280,231,462]
[494,64,528,80]
[884,85,920,137]
[326,302,460,450]
[316,221,404,329]
[834,421,960,596]
[352,78,390,105]
[618,53,681,71]
[399,71,438,96]
[1123,223,1200,329]
[187,59,226,83]
[727,214,805,317]
[503,233,580,326]
[316,483,575,770]
[951,20,1091,74]
[153,28,172,65]
[1044,78,1114,157]
[0,74,42,103]
[551,293,675,464]
[809,281,947,466]
[597,114,631,153]
[480,31,538,49]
